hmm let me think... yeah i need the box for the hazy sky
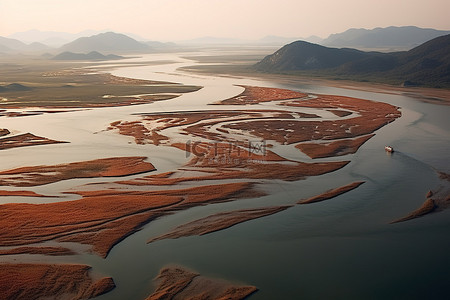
[1,0,449,40]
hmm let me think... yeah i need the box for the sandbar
[147,266,257,300]
[296,134,375,158]
[299,181,365,204]
[0,132,68,151]
[0,263,115,299]
[0,156,155,187]
[391,171,450,223]
[0,182,262,258]
[222,90,400,145]
[216,85,307,105]
[0,129,10,137]
[390,198,436,223]
[149,206,291,243]
[0,190,51,197]
[0,246,75,256]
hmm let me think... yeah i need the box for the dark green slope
[255,34,450,87]
[255,41,369,71]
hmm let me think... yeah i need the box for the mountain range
[0,31,169,55]
[8,29,106,47]
[0,31,177,58]
[321,26,450,50]
[59,32,149,53]
[0,83,32,92]
[180,27,449,48]
[177,35,321,46]
[1,26,449,55]
[51,51,124,61]
[255,34,450,88]
[2,27,450,87]
[0,36,51,53]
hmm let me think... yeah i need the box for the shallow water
[1,52,449,299]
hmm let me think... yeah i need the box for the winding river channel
[1,51,450,299]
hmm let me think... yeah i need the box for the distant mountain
[0,36,52,53]
[41,37,71,47]
[255,34,450,87]
[27,42,51,52]
[255,40,369,71]
[180,35,323,46]
[0,36,28,51]
[321,26,450,50]
[0,44,11,53]
[8,29,108,47]
[52,51,124,61]
[0,83,32,92]
[59,32,149,53]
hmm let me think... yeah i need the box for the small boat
[384,146,394,153]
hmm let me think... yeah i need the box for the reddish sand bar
[147,266,257,300]
[0,263,115,300]
[108,109,303,146]
[390,198,436,223]
[219,88,401,145]
[391,172,450,223]
[0,246,75,256]
[0,156,156,187]
[0,129,10,137]
[299,181,365,204]
[0,133,68,150]
[0,182,262,258]
[296,134,375,158]
[0,190,52,197]
[216,85,307,105]
[149,206,291,243]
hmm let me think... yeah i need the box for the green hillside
[255,34,450,88]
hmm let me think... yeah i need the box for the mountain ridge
[51,51,124,61]
[255,34,450,88]
[321,26,450,50]
[59,32,149,53]
[0,36,52,53]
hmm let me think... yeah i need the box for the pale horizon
[1,0,450,42]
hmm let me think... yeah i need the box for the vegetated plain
[0,57,200,108]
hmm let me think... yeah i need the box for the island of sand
[147,266,257,300]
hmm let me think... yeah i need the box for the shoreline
[181,65,450,105]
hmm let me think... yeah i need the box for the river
[2,51,450,299]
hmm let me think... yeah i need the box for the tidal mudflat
[0,52,449,299]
